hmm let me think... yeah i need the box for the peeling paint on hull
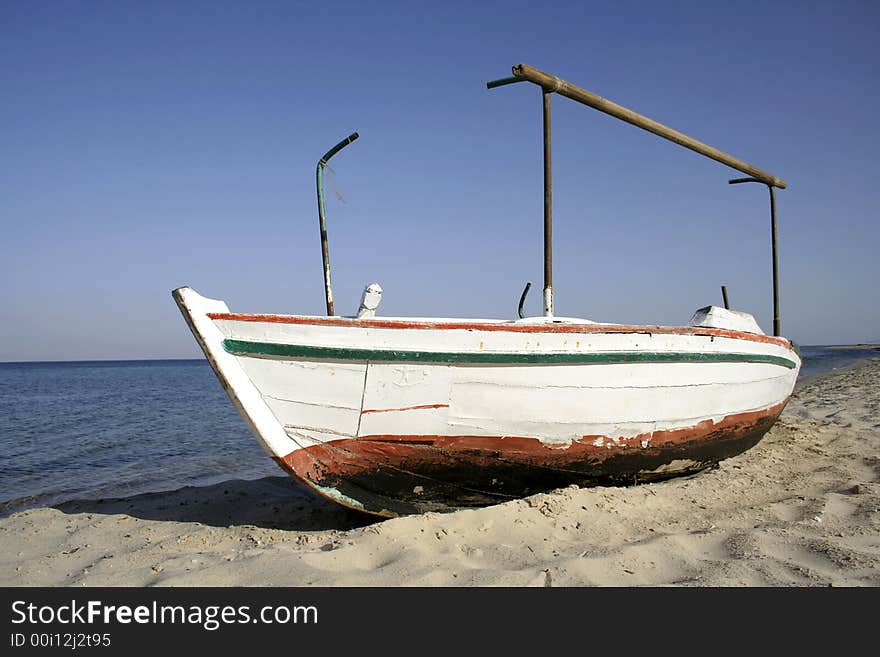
[274,399,788,516]
[173,287,800,519]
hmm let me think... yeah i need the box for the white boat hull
[174,287,801,517]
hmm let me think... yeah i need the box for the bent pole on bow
[316,132,359,316]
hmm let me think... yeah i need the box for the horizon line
[0,357,205,365]
[2,343,878,366]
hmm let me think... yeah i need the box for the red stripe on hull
[273,399,789,516]
[208,312,793,349]
[361,403,449,415]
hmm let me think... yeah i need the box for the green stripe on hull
[222,339,798,369]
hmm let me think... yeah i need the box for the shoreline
[1,345,873,517]
[795,354,880,390]
[1,357,878,586]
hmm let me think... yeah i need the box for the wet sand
[2,358,878,586]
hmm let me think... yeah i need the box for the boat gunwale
[208,312,795,350]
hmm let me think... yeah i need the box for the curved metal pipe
[518,281,532,319]
[316,132,359,316]
[729,177,780,336]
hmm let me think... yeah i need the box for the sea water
[0,346,876,514]
[796,345,879,381]
[0,360,277,514]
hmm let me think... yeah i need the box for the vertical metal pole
[769,184,780,336]
[542,90,554,317]
[729,176,783,337]
[316,162,334,316]
[315,132,359,317]
[721,285,730,310]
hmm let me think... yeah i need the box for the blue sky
[2,0,878,360]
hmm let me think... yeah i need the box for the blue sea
[0,345,876,515]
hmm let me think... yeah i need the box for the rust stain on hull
[274,400,790,516]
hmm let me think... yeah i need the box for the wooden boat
[174,64,799,517]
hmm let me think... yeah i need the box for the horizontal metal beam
[510,64,787,189]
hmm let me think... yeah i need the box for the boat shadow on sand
[51,476,378,532]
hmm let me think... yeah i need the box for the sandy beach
[2,357,878,587]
